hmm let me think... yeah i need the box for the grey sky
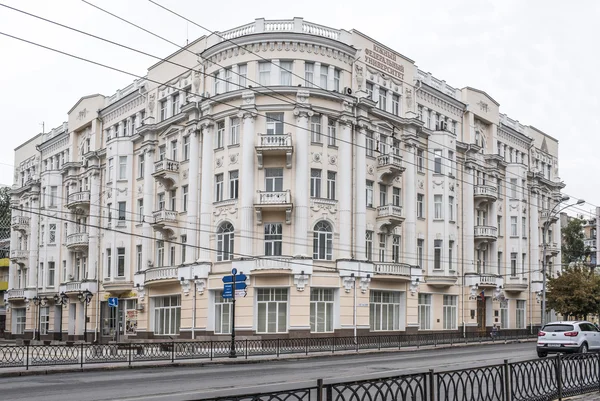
[0,0,598,217]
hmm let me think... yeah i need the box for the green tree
[546,264,600,319]
[0,186,9,241]
[561,218,588,265]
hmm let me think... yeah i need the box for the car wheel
[579,343,589,354]
[537,351,547,358]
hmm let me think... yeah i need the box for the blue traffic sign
[108,297,118,308]
[222,274,247,283]
[222,285,233,298]
[224,282,247,291]
[231,268,237,275]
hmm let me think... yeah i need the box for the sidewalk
[0,337,535,378]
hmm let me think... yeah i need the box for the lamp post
[541,196,585,327]
[31,296,48,341]
[78,290,93,342]
[53,292,68,341]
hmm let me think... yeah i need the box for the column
[87,171,100,280]
[463,166,475,272]
[142,148,155,269]
[338,121,352,259]
[293,109,311,257]
[354,125,367,259]
[198,123,214,262]
[489,200,498,274]
[403,144,416,265]
[27,195,39,288]
[185,129,200,264]
[240,112,256,256]
[530,190,540,281]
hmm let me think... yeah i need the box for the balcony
[377,153,405,184]
[65,232,89,251]
[10,249,28,265]
[151,209,178,236]
[540,209,558,224]
[376,205,404,231]
[478,273,501,288]
[255,190,293,225]
[504,277,528,292]
[61,280,98,294]
[145,266,178,284]
[66,191,91,212]
[152,159,180,189]
[474,226,498,241]
[255,134,293,169]
[474,185,497,204]
[543,242,560,256]
[11,215,30,234]
[6,289,25,300]
[425,271,458,287]
[233,257,311,276]
[373,262,411,280]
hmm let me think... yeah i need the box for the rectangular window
[180,235,187,264]
[183,136,190,161]
[310,169,322,198]
[434,195,443,219]
[257,288,288,333]
[216,121,224,148]
[326,171,336,200]
[417,239,424,268]
[117,247,125,277]
[448,150,455,176]
[119,156,127,180]
[157,240,165,267]
[365,230,373,261]
[366,132,374,157]
[449,241,454,271]
[264,223,283,256]
[392,94,400,116]
[40,306,49,335]
[171,93,180,116]
[333,68,340,92]
[310,288,334,333]
[170,245,176,266]
[169,189,176,211]
[392,235,401,263]
[159,145,166,161]
[47,261,55,287]
[214,294,232,334]
[511,216,518,236]
[522,217,527,237]
[417,149,424,172]
[510,253,518,277]
[516,300,526,329]
[497,216,502,236]
[266,112,284,135]
[157,193,165,211]
[327,119,337,146]
[448,196,454,221]
[417,194,424,218]
[497,252,503,275]
[279,61,292,85]
[378,88,387,110]
[379,184,387,206]
[510,178,517,198]
[310,115,322,143]
[160,100,167,121]
[182,186,188,212]
[49,223,56,244]
[366,180,374,208]
[370,291,400,331]
[434,150,442,174]
[138,154,145,178]
[153,295,181,335]
[214,71,221,94]
[117,201,126,221]
[238,64,247,88]
[215,174,224,202]
[434,239,442,269]
[136,245,142,272]
[258,62,271,85]
[418,294,432,330]
[13,308,26,334]
[497,178,502,198]
[443,295,457,330]
[50,186,58,207]
[304,62,314,87]
[170,140,178,161]
[378,233,386,262]
[522,253,526,275]
[366,82,374,99]
[265,168,283,192]
[106,248,112,277]
[224,68,232,91]
[227,171,238,200]
[230,117,240,145]
[392,187,401,207]
[320,65,328,89]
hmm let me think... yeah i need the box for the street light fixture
[32,296,48,341]
[541,197,585,327]
[53,292,68,341]
[78,290,93,342]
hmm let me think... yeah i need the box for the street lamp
[541,196,585,327]
[31,296,48,341]
[53,292,68,341]
[78,290,93,342]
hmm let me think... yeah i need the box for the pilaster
[198,120,215,262]
[239,108,257,256]
[185,126,200,264]
[293,93,313,257]
[354,124,367,259]
[338,118,353,259]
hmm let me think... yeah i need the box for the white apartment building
[4,18,564,341]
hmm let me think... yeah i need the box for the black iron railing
[0,330,537,370]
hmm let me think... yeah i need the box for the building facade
[4,18,565,341]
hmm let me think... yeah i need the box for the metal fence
[0,330,537,370]
[197,353,600,401]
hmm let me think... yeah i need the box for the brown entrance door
[477,297,487,335]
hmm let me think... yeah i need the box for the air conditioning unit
[343,87,352,95]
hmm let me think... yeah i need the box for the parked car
[537,321,600,357]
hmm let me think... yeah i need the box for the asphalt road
[0,342,538,401]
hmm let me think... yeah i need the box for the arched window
[313,221,333,260]
[217,222,234,261]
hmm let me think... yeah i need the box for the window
[392,187,401,207]
[313,221,333,260]
[378,88,387,110]
[265,168,283,192]
[510,253,518,277]
[47,261,55,287]
[366,82,374,99]
[169,189,176,211]
[497,252,503,275]
[217,222,234,261]
[434,195,443,219]
[476,210,487,226]
[378,233,386,262]
[522,253,526,275]
[418,106,423,121]
[182,186,188,212]
[264,223,283,256]
[310,115,322,143]
[418,294,432,330]
[170,140,178,161]
[215,174,224,202]
[392,94,400,116]
[333,68,340,92]
[157,193,165,211]
[138,154,145,178]
[208,122,222,150]
[118,156,127,180]
[449,241,454,271]
[417,194,424,218]
[117,247,125,277]
[117,201,126,221]
[136,245,142,272]
[379,184,387,206]
[366,180,374,207]
[516,300,526,329]
[448,150,455,176]
[39,306,49,335]
[304,62,314,87]
[365,230,373,261]
[366,132,374,157]
[171,93,180,116]
[238,64,247,88]
[310,288,334,333]
[392,235,401,263]
[183,136,190,161]
[511,216,518,236]
[522,217,527,237]
[449,196,454,221]
[230,117,240,145]
[106,248,112,277]
[434,150,442,174]
[226,171,239,200]
[224,68,232,91]
[170,245,176,266]
[434,240,442,269]
[257,288,288,333]
[370,291,400,331]
[417,239,424,268]
[50,186,57,207]
[153,295,181,335]
[160,100,167,121]
[310,169,322,198]
[13,308,26,334]
[417,149,424,172]
[327,119,337,146]
[180,235,187,264]
[159,145,166,161]
[326,171,336,200]
[497,216,502,236]
[156,240,165,267]
[49,223,56,244]
[279,61,292,85]
[510,178,517,198]
[320,65,328,89]
[497,178,502,198]
[443,296,457,330]
[266,113,284,135]
[214,294,232,334]
[258,62,271,85]
[500,301,508,329]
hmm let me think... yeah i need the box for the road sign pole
[229,270,237,358]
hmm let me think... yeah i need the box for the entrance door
[477,297,487,335]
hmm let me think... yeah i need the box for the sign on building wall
[364,44,405,81]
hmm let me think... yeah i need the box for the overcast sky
[0,0,598,218]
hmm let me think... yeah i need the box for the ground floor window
[153,295,181,335]
[257,288,288,333]
[310,288,334,333]
[443,295,457,330]
[500,300,508,329]
[370,291,401,331]
[13,308,26,334]
[215,294,232,334]
[40,306,49,335]
[418,294,432,330]
[516,300,526,329]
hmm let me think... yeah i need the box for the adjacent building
[4,18,565,341]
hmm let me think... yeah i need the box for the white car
[537,321,600,357]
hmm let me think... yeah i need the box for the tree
[0,186,9,241]
[546,264,600,319]
[561,218,588,265]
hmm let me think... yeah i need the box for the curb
[0,338,537,378]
